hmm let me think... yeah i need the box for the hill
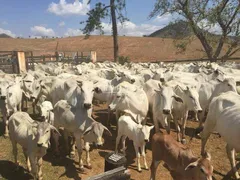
[0,35,239,62]
[149,20,192,38]
[0,33,12,38]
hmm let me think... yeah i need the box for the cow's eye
[45,130,49,133]
[228,84,231,87]
[36,86,40,89]
[117,95,121,98]
[190,96,194,99]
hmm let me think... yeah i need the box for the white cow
[0,80,11,136]
[172,85,202,143]
[197,78,237,127]
[8,112,59,180]
[152,83,183,134]
[109,82,149,125]
[6,82,23,115]
[115,114,154,172]
[53,95,111,170]
[201,91,240,179]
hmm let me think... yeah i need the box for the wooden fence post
[17,51,27,73]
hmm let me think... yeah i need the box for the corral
[0,59,240,180]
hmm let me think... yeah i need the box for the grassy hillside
[149,20,192,39]
[0,33,12,38]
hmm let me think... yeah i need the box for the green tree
[150,0,240,61]
[81,0,128,62]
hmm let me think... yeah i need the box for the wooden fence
[0,51,17,73]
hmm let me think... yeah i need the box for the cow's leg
[37,157,43,180]
[107,108,111,127]
[194,112,199,122]
[62,130,70,155]
[18,101,22,112]
[181,110,188,144]
[74,134,84,171]
[22,147,31,172]
[115,134,122,153]
[201,114,216,155]
[141,143,148,170]
[173,116,181,142]
[166,116,171,134]
[153,113,160,133]
[150,160,161,180]
[29,154,37,179]
[134,143,141,172]
[121,135,127,155]
[32,99,36,115]
[85,142,92,169]
[3,110,9,137]
[11,140,19,166]
[70,136,76,158]
[51,129,60,156]
[226,144,240,179]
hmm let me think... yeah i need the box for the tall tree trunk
[110,0,119,62]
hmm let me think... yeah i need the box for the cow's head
[68,80,101,109]
[39,101,53,121]
[215,78,237,95]
[178,86,202,113]
[138,124,154,143]
[33,122,60,149]
[22,73,35,98]
[155,83,183,115]
[0,80,9,100]
[185,152,213,180]
[83,121,112,146]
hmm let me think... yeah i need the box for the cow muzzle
[83,103,92,109]
[198,109,203,113]
[0,96,6,100]
[37,143,43,147]
[131,79,135,83]
[160,78,165,82]
[163,109,170,115]
[144,139,149,143]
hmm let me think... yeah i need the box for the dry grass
[0,103,239,180]
[0,36,239,62]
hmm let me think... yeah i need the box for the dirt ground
[0,103,239,180]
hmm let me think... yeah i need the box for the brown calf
[150,133,213,180]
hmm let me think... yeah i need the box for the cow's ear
[185,160,199,171]
[173,95,183,103]
[103,125,112,136]
[64,81,72,90]
[50,125,61,136]
[83,125,93,135]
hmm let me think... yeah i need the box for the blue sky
[0,0,176,38]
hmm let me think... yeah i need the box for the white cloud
[92,21,162,36]
[31,26,55,36]
[64,28,83,36]
[198,19,222,34]
[0,28,16,37]
[48,0,90,16]
[59,21,65,27]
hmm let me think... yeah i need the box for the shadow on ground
[0,160,33,180]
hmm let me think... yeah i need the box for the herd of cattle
[0,61,240,180]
